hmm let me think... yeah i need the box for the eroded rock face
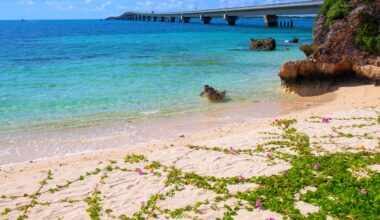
[280,57,353,82]
[279,0,380,87]
[250,38,276,51]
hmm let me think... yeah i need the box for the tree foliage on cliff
[319,0,351,26]
[356,12,380,54]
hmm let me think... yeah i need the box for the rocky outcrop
[250,38,276,51]
[279,0,380,89]
[200,85,227,102]
[299,44,317,57]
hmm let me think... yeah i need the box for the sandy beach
[0,83,379,219]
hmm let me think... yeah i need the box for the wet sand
[0,83,336,166]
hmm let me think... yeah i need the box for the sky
[0,0,304,20]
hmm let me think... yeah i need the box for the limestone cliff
[279,0,379,85]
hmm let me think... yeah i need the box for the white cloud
[84,0,93,4]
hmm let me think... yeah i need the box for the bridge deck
[126,0,323,18]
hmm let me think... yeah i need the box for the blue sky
[0,0,301,20]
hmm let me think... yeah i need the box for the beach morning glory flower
[267,152,272,158]
[274,119,280,123]
[328,134,334,139]
[255,199,261,207]
[314,163,320,170]
[268,218,275,220]
[238,173,245,181]
[137,168,143,175]
[140,201,145,206]
[230,147,239,154]
[322,117,331,123]
[359,189,366,195]
[282,170,289,175]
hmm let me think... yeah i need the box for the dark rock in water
[200,85,227,102]
[290,37,299,43]
[279,0,380,93]
[250,38,276,51]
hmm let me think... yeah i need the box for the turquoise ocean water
[0,18,314,132]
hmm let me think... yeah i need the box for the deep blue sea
[0,18,314,132]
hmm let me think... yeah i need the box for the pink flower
[268,218,275,220]
[137,168,143,175]
[314,163,320,170]
[230,147,239,155]
[359,189,366,195]
[328,134,334,139]
[274,119,280,123]
[282,170,288,175]
[267,152,272,158]
[322,117,331,123]
[238,173,245,181]
[140,201,145,206]
[255,199,261,207]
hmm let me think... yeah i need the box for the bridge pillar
[200,15,212,24]
[147,16,151,21]
[169,17,176,22]
[264,15,278,27]
[139,15,143,21]
[142,16,146,21]
[153,17,157,22]
[224,15,238,25]
[181,16,191,23]
[160,17,165,22]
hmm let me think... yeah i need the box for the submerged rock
[200,85,227,102]
[290,37,299,43]
[250,38,276,51]
[279,0,380,92]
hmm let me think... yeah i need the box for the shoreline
[0,84,337,167]
[0,82,378,168]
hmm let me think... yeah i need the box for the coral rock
[250,38,276,51]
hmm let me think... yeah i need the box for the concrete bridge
[108,0,324,27]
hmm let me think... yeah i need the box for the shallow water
[0,18,313,131]
[0,18,315,165]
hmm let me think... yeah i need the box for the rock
[279,0,380,91]
[353,65,380,79]
[279,57,353,82]
[290,37,299,43]
[299,44,317,57]
[200,85,227,102]
[250,38,276,51]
